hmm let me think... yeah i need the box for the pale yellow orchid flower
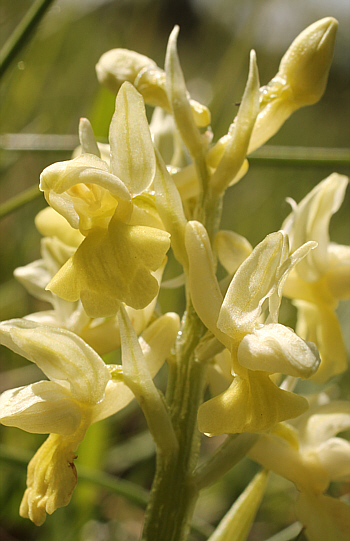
[39,82,170,318]
[282,173,350,382]
[185,222,320,435]
[0,313,179,525]
[248,399,350,541]
[14,221,166,356]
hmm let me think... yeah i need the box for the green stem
[0,184,42,219]
[249,145,350,167]
[0,0,56,78]
[141,295,208,541]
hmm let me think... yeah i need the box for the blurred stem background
[0,1,349,540]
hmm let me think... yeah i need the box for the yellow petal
[154,148,188,268]
[79,263,165,355]
[0,321,110,404]
[294,301,348,383]
[198,370,308,436]
[217,232,286,337]
[35,207,84,247]
[278,18,338,106]
[238,323,320,379]
[248,432,329,494]
[48,216,170,318]
[214,230,252,275]
[78,118,100,157]
[20,434,79,525]
[165,26,204,159]
[185,221,230,348]
[211,50,259,194]
[0,382,82,435]
[295,492,350,541]
[109,82,156,196]
[40,154,130,232]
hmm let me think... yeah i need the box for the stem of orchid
[141,292,209,541]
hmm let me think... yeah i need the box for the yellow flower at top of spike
[39,83,170,318]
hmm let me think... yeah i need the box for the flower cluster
[0,16,348,540]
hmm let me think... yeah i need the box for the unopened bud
[248,18,338,153]
[96,45,211,128]
[96,49,156,94]
[278,17,338,106]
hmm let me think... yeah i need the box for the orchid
[186,222,320,435]
[1,14,348,541]
[248,397,350,541]
[282,173,350,382]
[39,83,170,318]
[0,313,179,525]
[14,214,165,355]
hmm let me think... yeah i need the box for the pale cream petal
[96,48,156,94]
[217,232,285,337]
[141,312,180,377]
[297,401,350,447]
[35,207,84,247]
[118,305,177,452]
[238,323,320,378]
[211,50,259,194]
[40,154,130,198]
[0,381,81,435]
[214,230,252,275]
[282,173,348,282]
[316,438,350,481]
[293,301,348,383]
[109,82,155,196]
[165,26,203,159]
[185,221,230,348]
[91,379,135,423]
[325,244,350,300]
[0,320,110,405]
[154,147,188,268]
[14,260,53,303]
[248,433,329,494]
[79,118,100,157]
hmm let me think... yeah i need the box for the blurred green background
[0,1,349,540]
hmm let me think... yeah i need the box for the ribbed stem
[141,297,208,541]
